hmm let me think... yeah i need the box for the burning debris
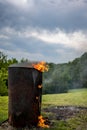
[38,85,42,89]
[32,62,50,128]
[32,61,48,72]
[8,61,49,129]
[38,115,49,128]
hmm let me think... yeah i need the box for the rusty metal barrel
[8,62,42,128]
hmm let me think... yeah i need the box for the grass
[0,96,8,123]
[41,88,87,130]
[0,88,87,130]
[42,88,87,108]
[40,110,87,130]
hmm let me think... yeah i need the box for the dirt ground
[43,106,87,120]
[0,106,87,130]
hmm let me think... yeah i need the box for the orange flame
[32,61,48,72]
[38,85,42,88]
[38,115,49,128]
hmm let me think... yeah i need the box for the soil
[0,106,87,130]
[43,106,87,120]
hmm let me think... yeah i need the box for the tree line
[0,51,29,96]
[0,51,87,95]
[43,52,87,94]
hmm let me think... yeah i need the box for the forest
[43,52,87,94]
[0,51,87,95]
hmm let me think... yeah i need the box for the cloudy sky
[0,0,87,63]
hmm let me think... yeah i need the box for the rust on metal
[8,62,42,128]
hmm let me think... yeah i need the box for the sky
[0,0,87,63]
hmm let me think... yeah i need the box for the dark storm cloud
[0,30,83,63]
[0,0,87,63]
[0,2,16,28]
[0,0,87,31]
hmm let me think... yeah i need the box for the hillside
[0,51,87,95]
[43,52,87,94]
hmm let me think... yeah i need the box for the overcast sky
[0,0,87,63]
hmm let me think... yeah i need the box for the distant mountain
[43,52,87,94]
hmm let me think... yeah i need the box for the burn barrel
[8,63,42,128]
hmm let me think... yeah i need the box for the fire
[32,61,48,72]
[33,62,49,128]
[38,85,42,88]
[38,115,49,128]
[36,96,39,100]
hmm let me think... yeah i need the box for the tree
[0,68,8,95]
[20,58,29,63]
[7,58,18,66]
[0,52,18,96]
[0,51,7,69]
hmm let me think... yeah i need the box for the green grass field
[42,88,87,108]
[0,88,87,130]
[0,96,8,123]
